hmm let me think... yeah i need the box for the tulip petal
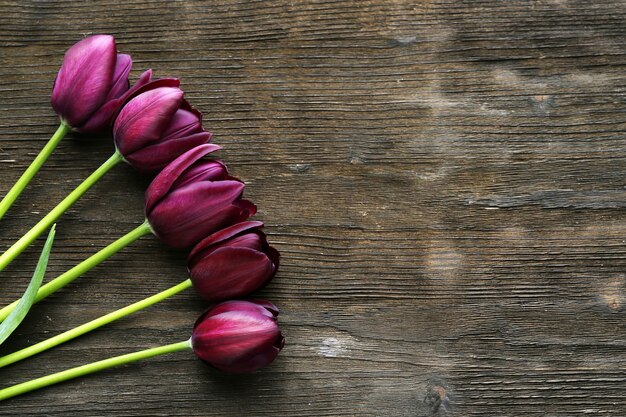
[144,143,221,214]
[190,247,276,301]
[148,180,247,248]
[187,221,269,269]
[188,221,264,261]
[181,99,204,123]
[194,310,279,345]
[265,245,281,271]
[76,101,119,133]
[51,35,117,127]
[114,87,184,155]
[215,343,282,374]
[124,75,180,104]
[201,300,278,320]
[198,198,257,237]
[131,69,153,91]
[161,109,203,140]
[125,131,212,172]
[173,160,228,189]
[245,299,280,317]
[75,101,119,133]
[106,54,132,101]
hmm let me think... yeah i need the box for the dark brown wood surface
[0,0,626,415]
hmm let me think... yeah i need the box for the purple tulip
[191,300,285,373]
[113,85,213,172]
[145,144,257,249]
[188,221,279,301]
[51,34,152,133]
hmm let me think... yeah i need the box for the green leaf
[0,225,55,346]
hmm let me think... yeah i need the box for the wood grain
[0,0,626,415]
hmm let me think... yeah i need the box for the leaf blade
[0,225,56,345]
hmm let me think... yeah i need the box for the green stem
[0,220,152,322]
[0,279,192,368]
[0,122,71,221]
[0,151,123,272]
[0,339,192,401]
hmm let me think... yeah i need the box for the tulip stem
[0,339,192,401]
[0,220,152,322]
[0,122,71,222]
[0,151,124,272]
[0,279,192,368]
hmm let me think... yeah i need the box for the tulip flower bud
[191,300,285,373]
[188,221,279,301]
[145,144,257,249]
[51,34,152,133]
[113,86,212,172]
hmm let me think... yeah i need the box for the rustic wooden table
[1,0,625,415]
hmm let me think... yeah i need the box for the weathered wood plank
[0,0,626,415]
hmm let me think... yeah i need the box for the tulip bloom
[52,34,149,133]
[146,144,256,249]
[189,221,279,301]
[114,87,213,172]
[0,300,284,401]
[191,300,285,373]
[0,34,145,221]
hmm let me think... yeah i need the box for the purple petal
[113,87,184,156]
[181,99,204,123]
[105,54,132,101]
[75,101,118,133]
[75,100,119,133]
[148,180,247,248]
[187,230,267,268]
[133,69,153,88]
[265,245,281,271]
[124,74,180,104]
[124,131,213,173]
[144,144,221,214]
[195,198,257,238]
[172,160,228,189]
[112,68,153,106]
[201,300,278,320]
[51,35,117,128]
[161,109,203,140]
[227,233,264,250]
[190,246,276,301]
[188,221,264,262]
[249,299,281,317]
[213,343,282,374]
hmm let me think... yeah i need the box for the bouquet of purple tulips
[0,35,284,401]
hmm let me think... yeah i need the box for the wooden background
[0,0,625,415]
